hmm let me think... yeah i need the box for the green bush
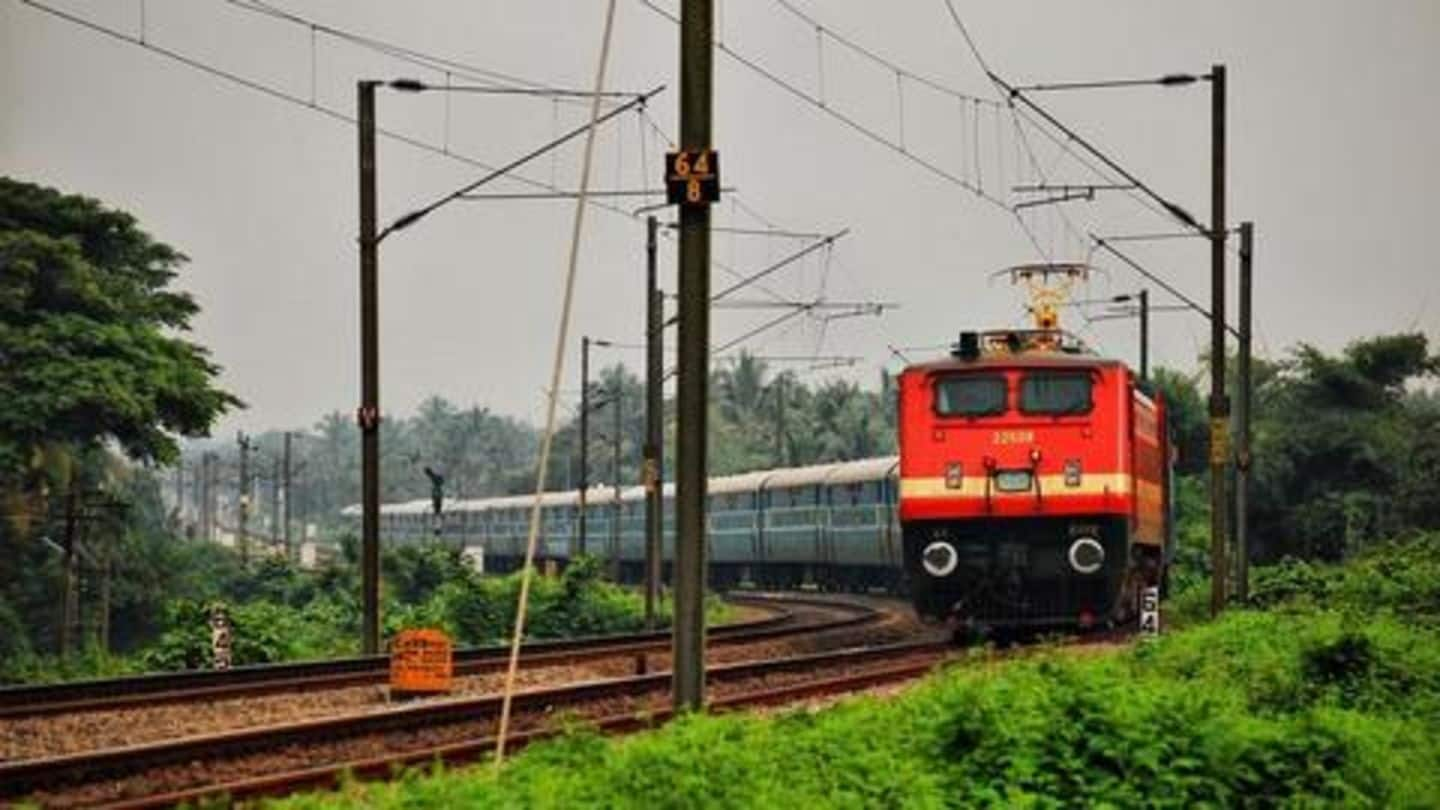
[268,537,1440,809]
[270,607,1440,809]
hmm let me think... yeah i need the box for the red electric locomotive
[897,265,1172,633]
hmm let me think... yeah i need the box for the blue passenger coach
[350,456,903,591]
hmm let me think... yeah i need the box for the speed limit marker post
[665,150,720,206]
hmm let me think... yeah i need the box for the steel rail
[0,594,872,719]
[101,649,947,809]
[0,635,938,801]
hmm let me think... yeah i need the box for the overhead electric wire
[771,0,1001,107]
[634,0,1049,260]
[939,0,1260,349]
[18,0,649,224]
[377,86,661,241]
[1091,236,1239,339]
[710,229,850,302]
[225,0,612,108]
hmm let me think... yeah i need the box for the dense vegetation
[273,534,1440,809]
[1,547,689,683]
[0,177,238,668]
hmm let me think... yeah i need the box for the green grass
[269,535,1440,809]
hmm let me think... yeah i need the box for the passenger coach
[356,456,905,592]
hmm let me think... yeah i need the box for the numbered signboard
[665,149,720,206]
[1139,586,1160,636]
[390,628,454,695]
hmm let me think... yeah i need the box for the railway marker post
[209,604,233,671]
[673,0,715,712]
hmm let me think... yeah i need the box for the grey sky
[4,1,1437,438]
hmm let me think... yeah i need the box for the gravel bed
[0,597,919,761]
[23,650,944,809]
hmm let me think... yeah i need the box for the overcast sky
[4,1,1437,437]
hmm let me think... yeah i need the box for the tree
[0,177,241,482]
[0,177,240,659]
[1248,333,1438,560]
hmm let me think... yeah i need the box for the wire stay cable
[493,0,619,769]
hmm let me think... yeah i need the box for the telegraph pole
[271,452,281,553]
[357,79,381,655]
[611,384,623,580]
[60,487,78,659]
[1235,221,1254,601]
[673,0,714,712]
[1208,64,1229,618]
[773,374,786,465]
[644,215,663,630]
[200,452,211,542]
[282,431,293,560]
[579,335,590,556]
[237,432,252,564]
[1138,289,1150,382]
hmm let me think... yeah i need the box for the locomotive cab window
[1019,372,1093,416]
[934,374,1007,418]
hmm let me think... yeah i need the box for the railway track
[2,636,949,809]
[0,593,870,720]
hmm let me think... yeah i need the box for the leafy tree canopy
[0,177,241,479]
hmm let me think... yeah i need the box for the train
[352,455,907,592]
[355,266,1173,635]
[898,265,1174,633]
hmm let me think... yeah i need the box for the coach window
[1019,372,1094,416]
[934,374,1007,417]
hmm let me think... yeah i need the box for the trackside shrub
[269,536,1440,809]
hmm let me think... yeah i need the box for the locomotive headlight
[1067,536,1105,574]
[1064,459,1082,487]
[921,541,959,577]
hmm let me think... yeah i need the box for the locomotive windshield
[934,374,1007,417]
[1019,372,1093,415]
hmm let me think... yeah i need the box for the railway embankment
[271,533,1440,808]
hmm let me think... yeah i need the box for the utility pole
[98,516,112,653]
[674,0,714,712]
[207,452,218,542]
[190,456,203,539]
[1208,63,1229,618]
[773,374,786,465]
[175,460,184,525]
[237,432,253,564]
[611,383,623,580]
[200,452,211,542]
[357,79,381,656]
[282,431,293,560]
[60,487,78,659]
[271,452,281,554]
[1138,289,1150,382]
[579,335,590,557]
[1235,221,1254,602]
[644,215,663,630]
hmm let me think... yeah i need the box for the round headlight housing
[1067,536,1105,574]
[921,541,959,577]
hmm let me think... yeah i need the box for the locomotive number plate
[992,430,1034,445]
